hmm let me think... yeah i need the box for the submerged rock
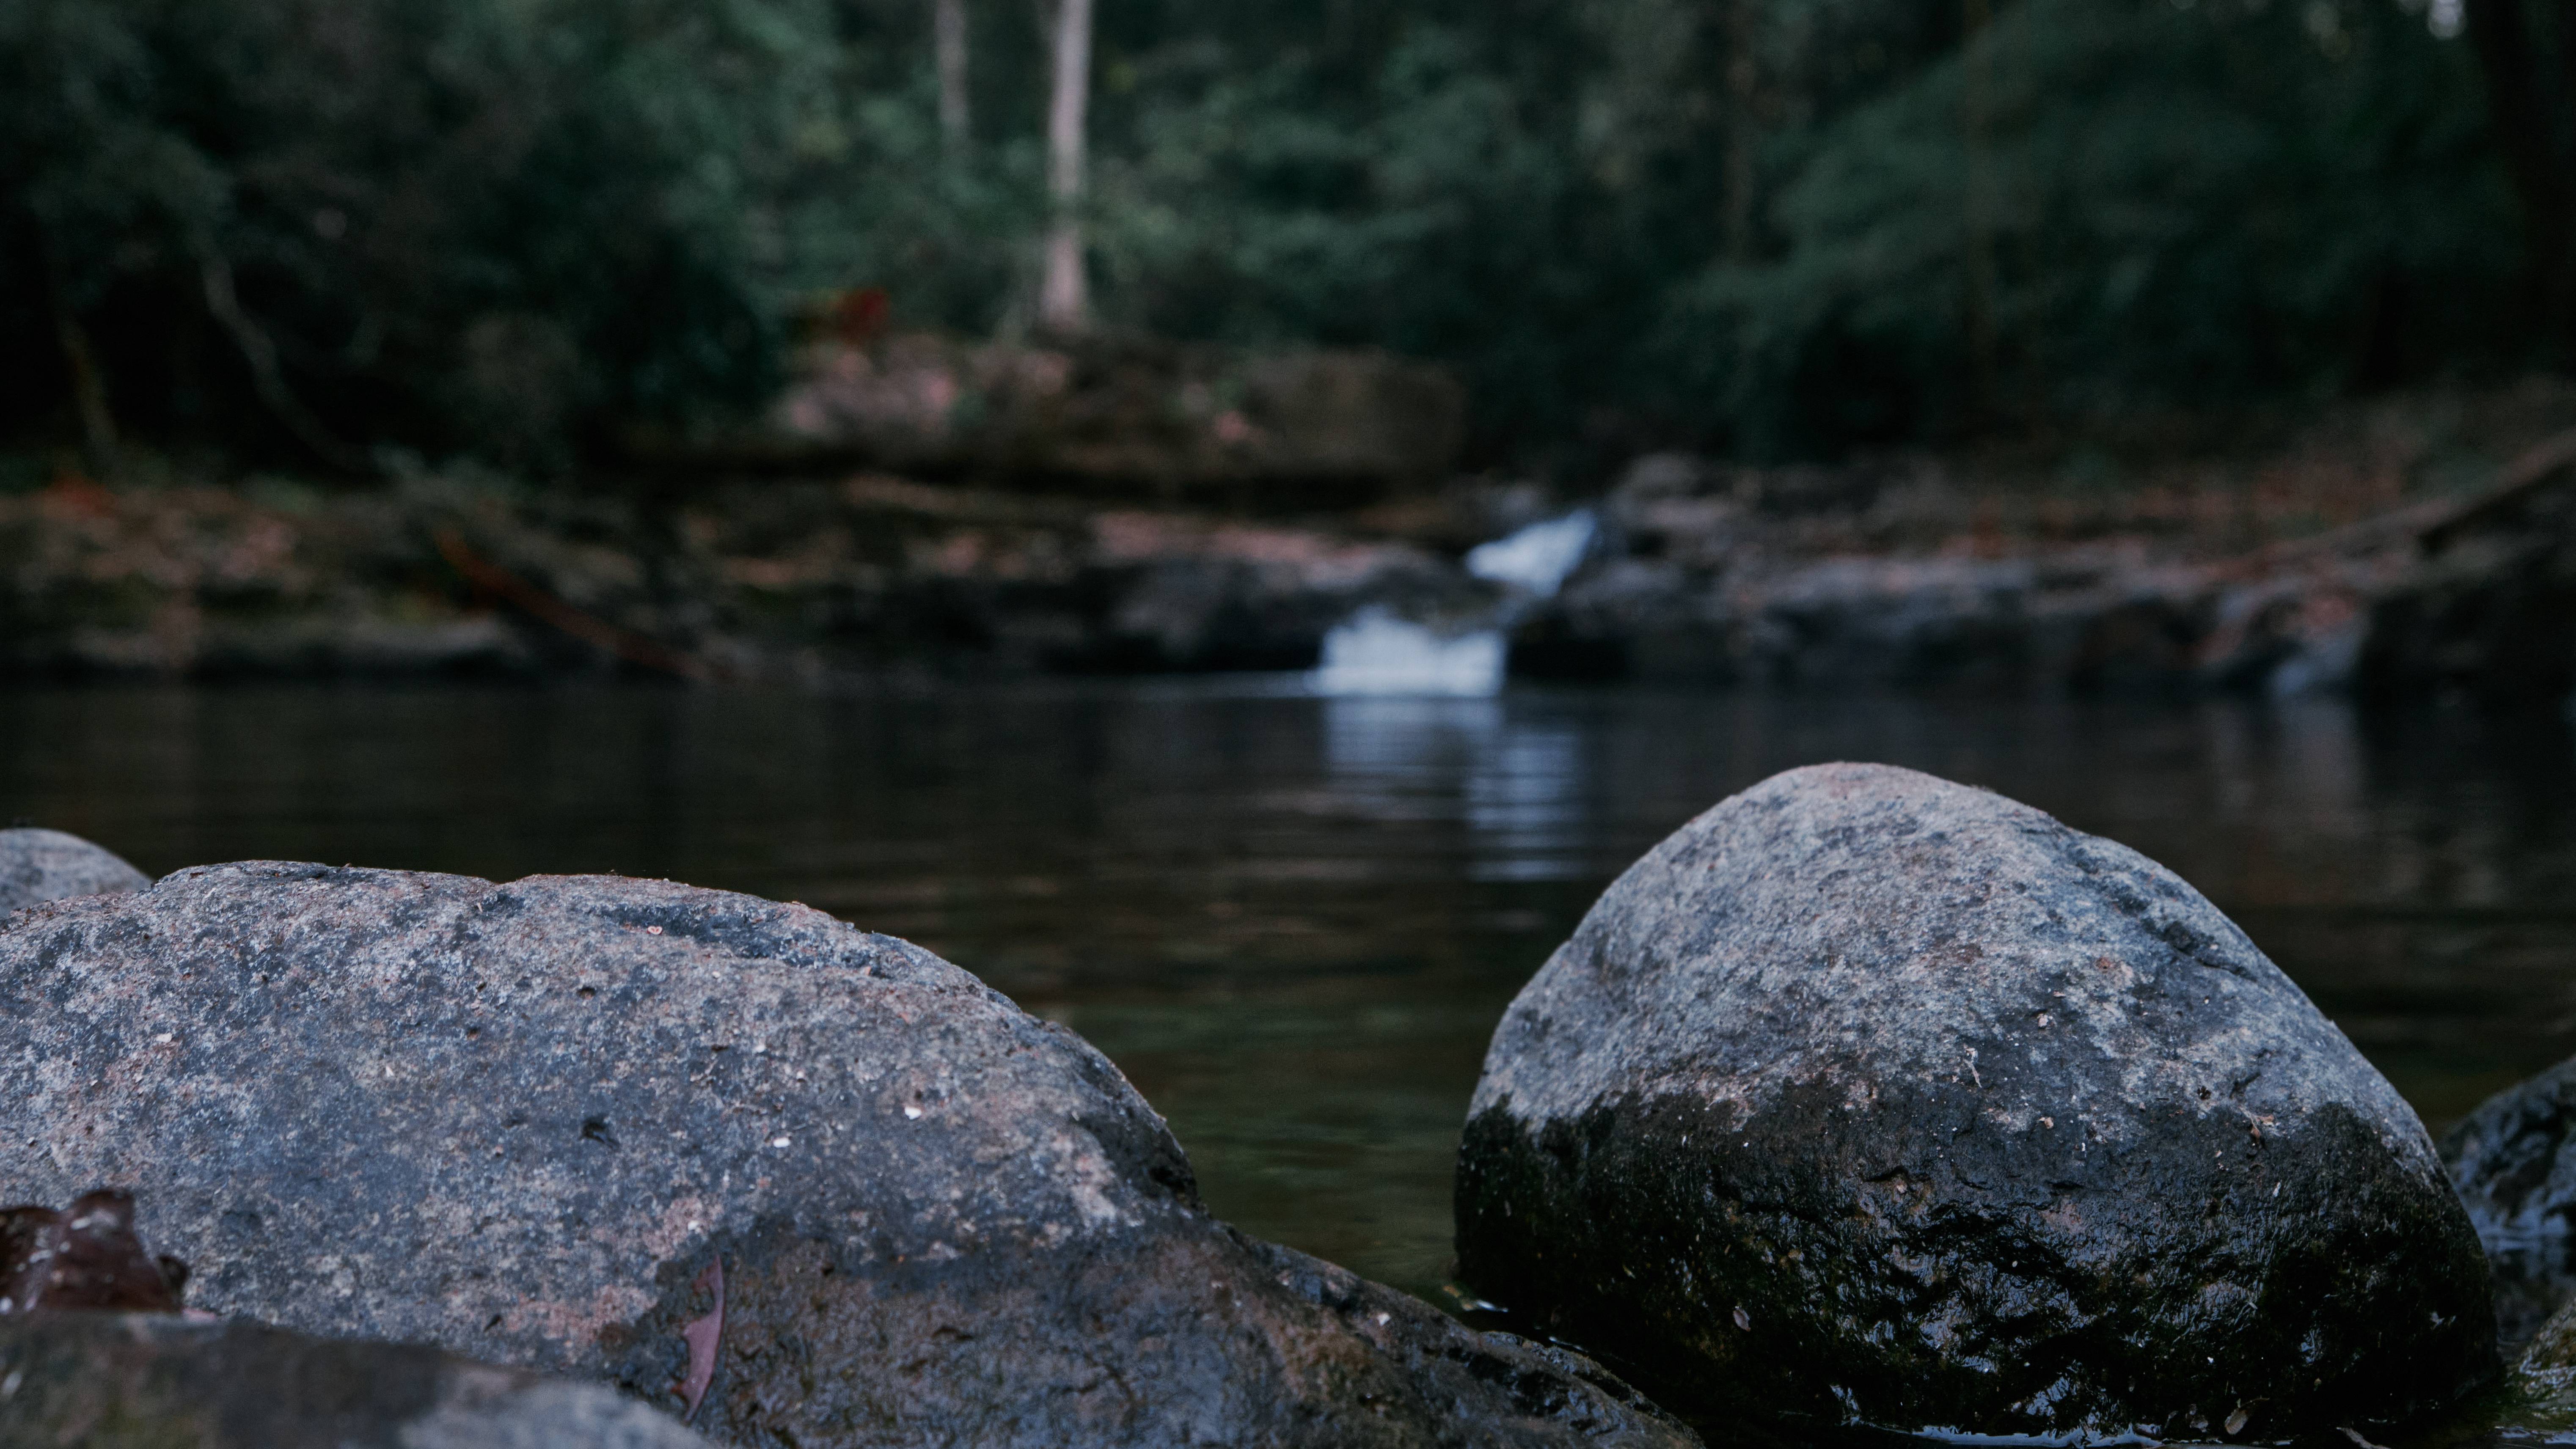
[2443,1056,2576,1345]
[0,1312,711,1449]
[0,827,149,913]
[0,863,1696,1449]
[1455,762,2495,1441]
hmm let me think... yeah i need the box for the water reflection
[1321,696,1590,882]
[0,682,2570,1301]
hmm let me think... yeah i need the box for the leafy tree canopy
[0,0,2548,472]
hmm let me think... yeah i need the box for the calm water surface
[4,682,2573,1307]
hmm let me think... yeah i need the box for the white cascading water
[1309,510,1596,697]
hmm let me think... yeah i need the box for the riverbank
[4,381,2571,696]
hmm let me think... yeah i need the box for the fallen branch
[2417,422,2576,550]
[193,239,374,475]
[2210,421,2576,580]
[433,528,718,682]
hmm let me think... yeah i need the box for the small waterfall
[1463,509,1597,595]
[1310,511,1596,697]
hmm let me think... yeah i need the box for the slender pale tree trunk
[934,0,970,156]
[1039,0,1093,333]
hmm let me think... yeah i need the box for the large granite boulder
[2442,1056,2576,1345]
[1455,762,2496,1441]
[0,827,149,912]
[0,863,1696,1449]
[0,1312,711,1449]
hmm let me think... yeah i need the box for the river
[5,681,2572,1308]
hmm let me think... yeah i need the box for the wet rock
[0,827,149,913]
[0,1312,711,1449]
[1455,762,2496,1441]
[2357,509,2576,705]
[2498,1294,2576,1441]
[2442,1056,2576,1345]
[0,863,1698,1449]
[1514,547,2223,689]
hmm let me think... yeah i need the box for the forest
[4,0,2573,476]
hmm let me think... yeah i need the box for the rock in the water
[2497,1293,2576,1441]
[0,1312,710,1448]
[1455,762,2495,1441]
[0,863,1696,1449]
[2442,1056,2576,1345]
[0,827,148,912]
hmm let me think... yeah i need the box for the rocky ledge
[9,415,2573,696]
[1513,431,2576,701]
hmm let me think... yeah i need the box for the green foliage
[0,0,970,466]
[0,0,2541,470]
[1075,0,2521,462]
[1661,0,2518,455]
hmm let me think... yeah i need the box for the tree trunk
[1039,0,1093,333]
[1720,0,1759,262]
[935,0,970,155]
[41,243,119,478]
[1960,0,1999,425]
[2463,0,2576,349]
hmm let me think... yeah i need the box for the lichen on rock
[0,862,1696,1448]
[1455,761,2496,1441]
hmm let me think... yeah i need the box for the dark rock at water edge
[0,473,1487,681]
[2503,1292,2576,1441]
[1509,440,2576,699]
[1456,762,2496,1440]
[0,1312,710,1449]
[0,864,1698,1449]
[2444,1056,2576,1345]
[0,827,149,913]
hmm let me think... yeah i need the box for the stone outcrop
[1513,431,2576,698]
[1455,762,2496,1441]
[0,827,150,913]
[10,420,2569,690]
[0,1313,713,1449]
[0,472,1483,680]
[769,333,1466,502]
[0,863,1696,1449]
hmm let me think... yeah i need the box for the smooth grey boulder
[2441,1056,2576,1345]
[1455,762,2496,1442]
[0,826,148,912]
[0,1312,710,1449]
[0,863,1697,1449]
